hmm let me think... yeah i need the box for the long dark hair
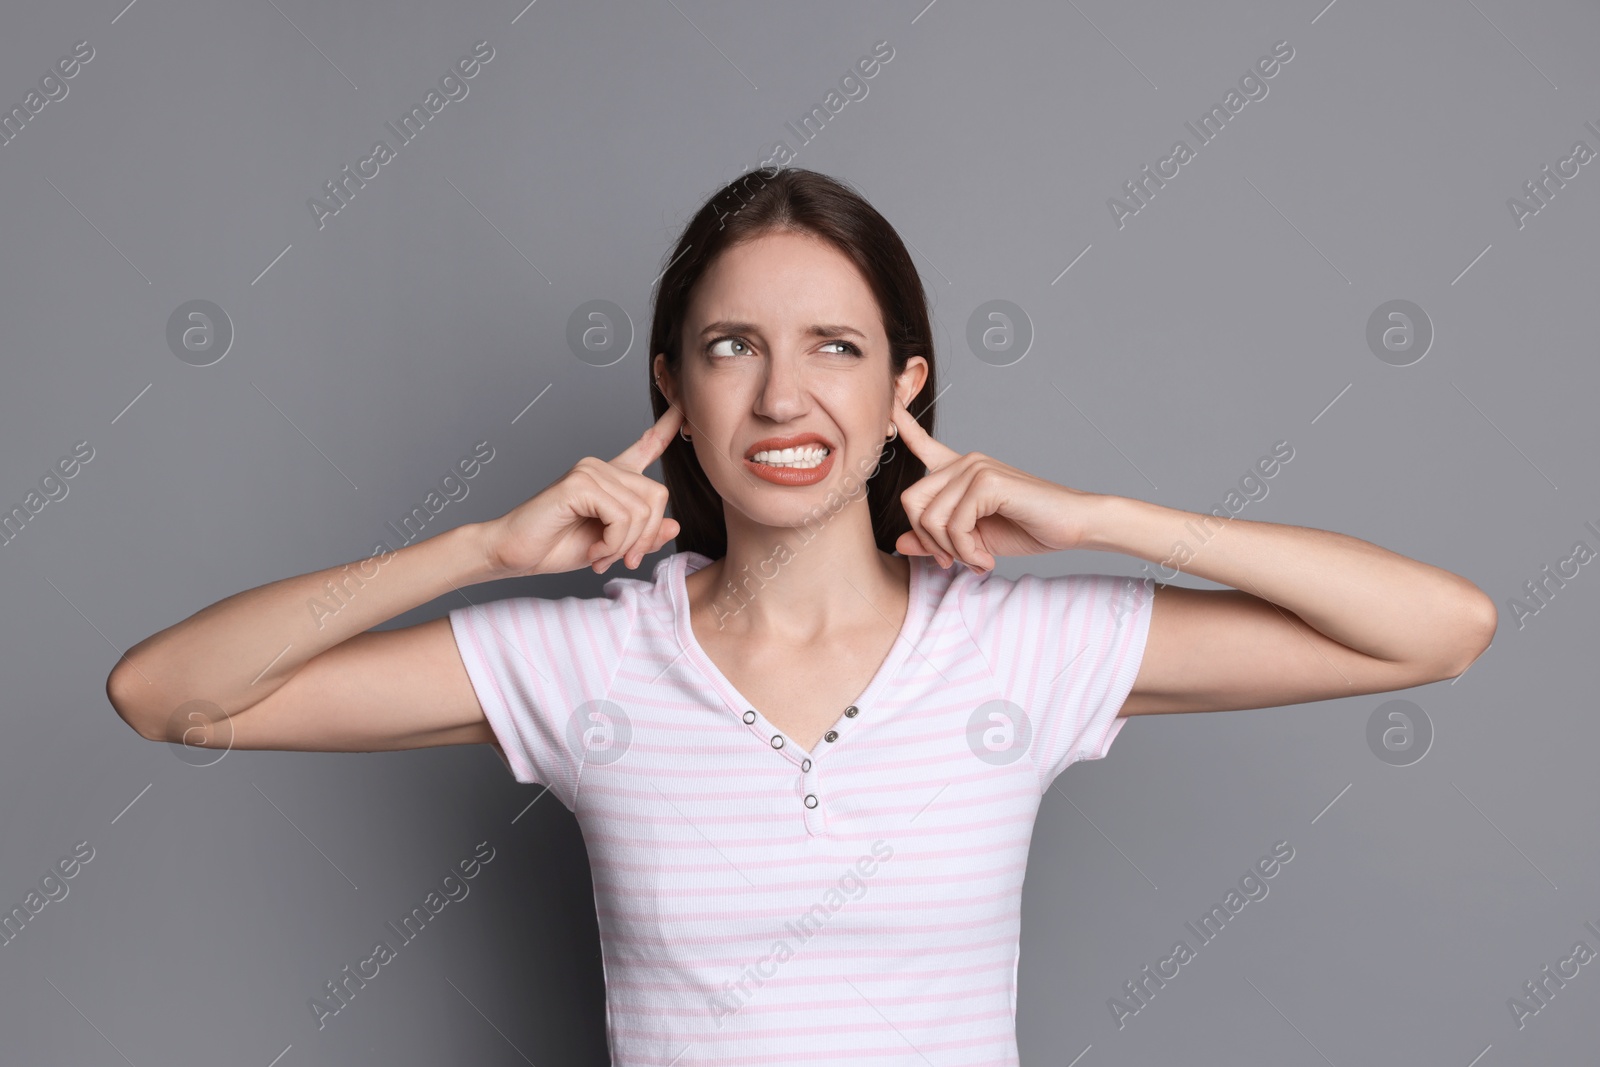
[648,166,938,560]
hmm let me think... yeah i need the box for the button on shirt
[449,550,1155,1067]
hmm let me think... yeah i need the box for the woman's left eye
[824,341,863,357]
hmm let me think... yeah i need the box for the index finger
[891,395,962,472]
[612,402,684,474]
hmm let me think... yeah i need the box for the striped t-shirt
[448,549,1155,1067]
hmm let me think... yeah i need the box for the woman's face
[657,229,926,529]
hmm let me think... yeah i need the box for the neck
[692,506,908,639]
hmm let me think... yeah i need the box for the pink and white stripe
[450,550,1154,1066]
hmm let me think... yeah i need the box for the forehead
[686,230,884,337]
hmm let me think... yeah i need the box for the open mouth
[746,445,831,469]
[743,434,837,484]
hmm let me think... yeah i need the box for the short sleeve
[957,570,1156,792]
[448,581,638,808]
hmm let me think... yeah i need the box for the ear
[652,353,679,407]
[893,356,930,412]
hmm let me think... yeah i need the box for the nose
[752,349,810,423]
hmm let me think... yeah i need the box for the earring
[885,423,898,442]
[680,427,692,442]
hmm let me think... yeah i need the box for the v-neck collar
[668,549,927,762]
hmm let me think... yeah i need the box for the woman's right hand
[481,404,685,579]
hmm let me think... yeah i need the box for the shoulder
[448,551,698,658]
[946,561,1155,636]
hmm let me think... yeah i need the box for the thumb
[647,518,682,554]
[895,531,933,556]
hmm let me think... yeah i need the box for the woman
[106,168,1495,1065]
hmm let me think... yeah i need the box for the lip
[743,432,836,460]
[742,432,836,487]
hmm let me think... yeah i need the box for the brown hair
[648,166,938,560]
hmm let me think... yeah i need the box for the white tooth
[751,444,829,467]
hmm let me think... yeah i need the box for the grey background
[2,0,1595,1063]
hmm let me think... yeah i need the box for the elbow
[106,660,165,742]
[1435,586,1498,680]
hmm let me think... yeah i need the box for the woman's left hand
[888,398,1103,573]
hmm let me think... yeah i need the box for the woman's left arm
[1079,494,1498,716]
[882,401,1497,718]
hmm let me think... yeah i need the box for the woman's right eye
[708,337,751,358]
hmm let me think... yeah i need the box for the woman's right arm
[106,404,684,753]
[106,522,506,751]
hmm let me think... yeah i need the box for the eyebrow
[697,320,866,341]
